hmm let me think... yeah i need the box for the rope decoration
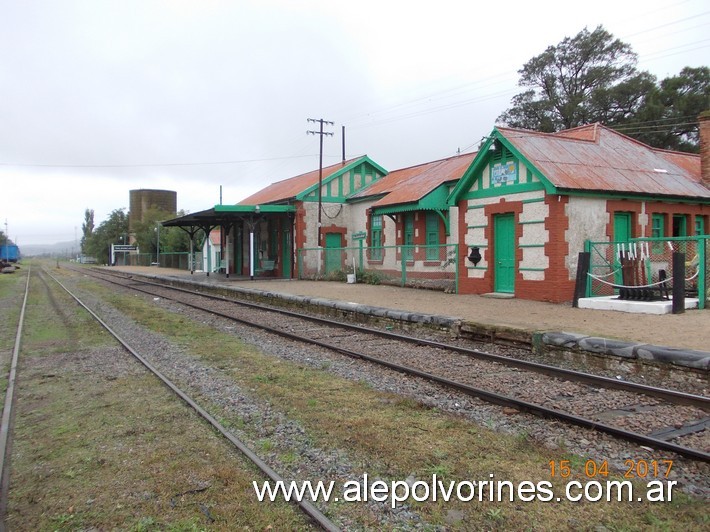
[588,240,701,292]
[587,268,698,290]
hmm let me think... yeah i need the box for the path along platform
[107,266,710,371]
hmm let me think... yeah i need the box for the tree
[81,208,94,254]
[498,26,645,132]
[84,209,129,264]
[498,27,709,152]
[613,67,710,152]
[132,208,195,260]
[162,210,196,253]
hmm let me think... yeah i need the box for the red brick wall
[457,196,575,303]
[517,196,574,303]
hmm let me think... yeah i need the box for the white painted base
[577,296,699,315]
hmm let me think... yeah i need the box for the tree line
[80,208,196,264]
[498,25,709,152]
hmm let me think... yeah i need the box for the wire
[0,154,320,169]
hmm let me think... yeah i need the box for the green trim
[519,267,546,272]
[295,156,388,203]
[519,220,545,225]
[467,224,488,229]
[214,204,295,213]
[518,244,545,248]
[466,266,488,270]
[466,204,487,210]
[522,197,545,204]
[459,181,545,201]
[563,189,710,205]
[448,129,558,206]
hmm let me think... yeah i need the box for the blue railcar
[0,244,20,262]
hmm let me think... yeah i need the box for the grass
[6,265,312,530]
[0,268,28,395]
[23,267,710,530]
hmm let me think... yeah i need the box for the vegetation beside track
[0,267,28,396]
[5,266,310,530]
[72,269,709,530]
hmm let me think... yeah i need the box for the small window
[695,216,706,236]
[425,212,439,260]
[370,214,383,260]
[403,214,414,261]
[651,214,665,253]
[673,214,687,237]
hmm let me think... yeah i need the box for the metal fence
[585,236,707,309]
[126,252,201,271]
[296,244,459,293]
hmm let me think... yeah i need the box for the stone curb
[539,332,710,371]
[135,272,709,372]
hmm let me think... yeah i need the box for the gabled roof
[450,123,709,204]
[352,152,476,208]
[499,124,707,198]
[209,228,221,245]
[239,156,385,205]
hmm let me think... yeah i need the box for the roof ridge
[267,155,366,185]
[388,151,476,173]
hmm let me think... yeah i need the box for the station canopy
[161,204,296,231]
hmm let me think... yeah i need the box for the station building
[448,122,710,302]
[163,114,710,303]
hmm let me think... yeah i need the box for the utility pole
[307,118,334,248]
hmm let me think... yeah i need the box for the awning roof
[161,204,296,228]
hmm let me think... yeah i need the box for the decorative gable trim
[447,129,558,206]
[296,156,388,203]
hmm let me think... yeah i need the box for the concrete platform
[578,296,699,315]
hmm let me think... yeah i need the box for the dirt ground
[113,267,709,352]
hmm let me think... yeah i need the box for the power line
[0,154,320,169]
[306,118,334,249]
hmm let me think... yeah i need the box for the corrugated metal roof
[239,157,365,205]
[353,152,476,207]
[499,124,709,198]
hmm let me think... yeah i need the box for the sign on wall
[491,161,518,185]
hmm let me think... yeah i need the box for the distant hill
[20,240,79,257]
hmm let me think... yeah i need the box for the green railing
[585,236,707,309]
[296,244,459,293]
[126,252,201,271]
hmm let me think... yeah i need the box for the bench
[256,259,276,276]
[213,259,227,273]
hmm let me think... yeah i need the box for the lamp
[467,246,482,266]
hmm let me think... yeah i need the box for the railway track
[82,266,710,464]
[0,267,30,525]
[0,268,339,531]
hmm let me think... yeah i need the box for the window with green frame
[695,216,706,235]
[425,212,440,260]
[370,214,383,260]
[673,214,687,237]
[651,214,665,253]
[403,213,414,261]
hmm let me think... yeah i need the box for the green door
[324,233,341,274]
[494,214,515,293]
[614,213,632,243]
[613,212,632,289]
[281,228,291,278]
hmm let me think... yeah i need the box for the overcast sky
[1,0,708,246]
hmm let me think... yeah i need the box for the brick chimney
[700,111,710,189]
